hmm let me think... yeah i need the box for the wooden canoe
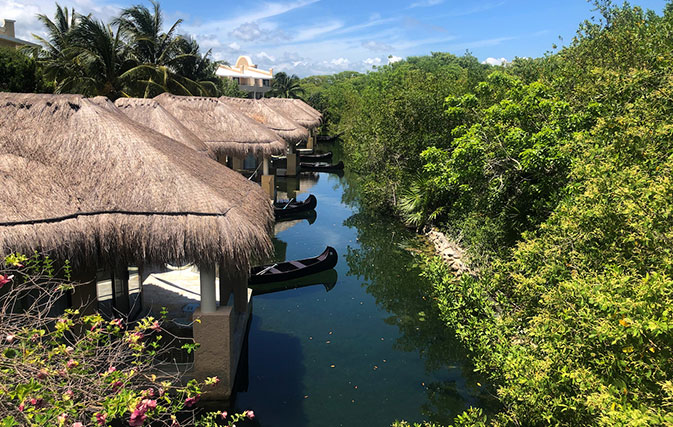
[299,161,344,171]
[274,194,317,219]
[250,268,338,295]
[249,247,338,285]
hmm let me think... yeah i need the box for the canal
[232,145,494,426]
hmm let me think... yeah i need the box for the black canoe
[301,152,332,162]
[300,161,344,171]
[274,194,317,219]
[249,247,338,285]
[250,269,338,295]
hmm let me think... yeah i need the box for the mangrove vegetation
[305,2,673,425]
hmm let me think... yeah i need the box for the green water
[233,146,495,426]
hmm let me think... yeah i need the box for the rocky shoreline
[425,228,471,276]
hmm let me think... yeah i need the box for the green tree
[0,48,51,93]
[270,71,305,98]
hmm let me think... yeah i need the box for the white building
[0,19,38,49]
[216,56,273,99]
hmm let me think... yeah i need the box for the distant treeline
[304,1,673,425]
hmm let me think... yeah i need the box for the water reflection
[234,143,495,426]
[250,269,338,297]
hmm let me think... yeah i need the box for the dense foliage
[311,1,673,425]
[0,48,51,93]
[7,2,240,99]
[0,254,253,426]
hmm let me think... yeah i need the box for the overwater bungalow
[113,97,215,159]
[261,98,322,150]
[155,93,286,198]
[219,96,308,176]
[0,93,274,398]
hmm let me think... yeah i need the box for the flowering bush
[0,253,253,426]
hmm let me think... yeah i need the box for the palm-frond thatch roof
[261,98,321,130]
[113,97,215,159]
[0,93,273,270]
[219,97,308,144]
[292,99,323,122]
[154,93,286,158]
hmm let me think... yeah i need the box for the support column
[198,264,216,313]
[261,155,275,199]
[307,128,314,151]
[286,153,298,176]
[193,269,252,400]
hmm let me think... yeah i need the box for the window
[262,79,270,87]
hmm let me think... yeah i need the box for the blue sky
[3,0,669,76]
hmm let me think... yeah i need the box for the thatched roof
[219,97,308,144]
[154,93,286,158]
[261,98,321,130]
[0,93,273,270]
[113,97,215,159]
[292,99,323,122]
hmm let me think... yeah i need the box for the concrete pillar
[193,272,252,400]
[263,156,270,176]
[287,153,298,176]
[232,157,244,171]
[307,128,314,151]
[261,174,275,199]
[199,264,217,313]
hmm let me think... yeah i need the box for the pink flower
[107,366,116,374]
[37,369,48,379]
[246,410,255,420]
[184,394,200,408]
[95,413,106,426]
[65,346,74,354]
[18,403,24,412]
[128,410,146,427]
[5,334,14,343]
[142,399,157,410]
[220,411,228,420]
[66,359,79,369]
[111,318,123,328]
[57,413,67,424]
[150,320,161,331]
[63,389,73,399]
[0,274,13,288]
[111,380,123,391]
[72,423,85,427]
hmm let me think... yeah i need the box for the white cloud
[361,40,392,51]
[292,21,343,42]
[388,55,403,64]
[1,0,122,40]
[228,41,241,51]
[330,57,349,66]
[409,0,444,9]
[363,57,382,67]
[482,57,508,66]
[256,51,277,63]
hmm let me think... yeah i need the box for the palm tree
[270,72,305,98]
[30,5,81,85]
[113,1,181,66]
[63,15,135,98]
[112,2,216,97]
